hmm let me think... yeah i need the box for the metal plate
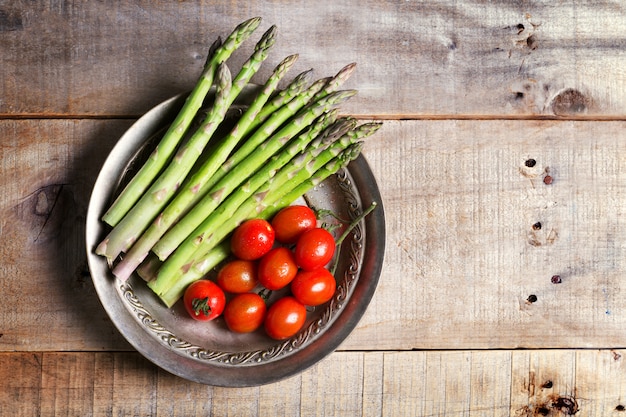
[85,87,385,387]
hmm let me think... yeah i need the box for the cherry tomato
[271,205,317,244]
[294,227,336,271]
[230,218,275,261]
[216,259,258,293]
[258,247,298,290]
[223,292,267,333]
[183,280,226,321]
[291,268,337,306]
[264,296,307,340]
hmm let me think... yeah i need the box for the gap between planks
[3,113,626,122]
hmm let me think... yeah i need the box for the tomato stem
[331,201,378,275]
[314,207,349,225]
[258,288,273,302]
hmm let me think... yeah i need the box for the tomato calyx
[183,280,225,321]
[191,297,212,317]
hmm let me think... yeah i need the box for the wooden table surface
[3,1,626,415]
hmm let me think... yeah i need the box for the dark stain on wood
[543,174,553,185]
[0,9,23,31]
[541,380,553,389]
[551,395,579,414]
[19,183,68,243]
[73,260,93,291]
[517,394,580,416]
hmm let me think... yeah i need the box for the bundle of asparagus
[95,17,382,307]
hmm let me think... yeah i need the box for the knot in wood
[551,88,590,116]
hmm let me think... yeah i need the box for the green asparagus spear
[111,54,298,281]
[135,253,162,282]
[202,76,330,187]
[97,26,277,261]
[150,122,363,301]
[131,112,346,283]
[157,240,230,307]
[96,63,233,259]
[236,62,353,142]
[156,145,363,307]
[152,89,357,261]
[101,17,262,226]
[147,114,352,288]
[176,63,356,212]
[242,68,313,135]
[259,123,382,218]
[310,62,357,103]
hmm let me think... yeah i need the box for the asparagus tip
[205,36,223,67]
[257,25,278,50]
[238,16,262,31]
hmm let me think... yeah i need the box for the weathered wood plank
[509,350,581,416]
[0,353,42,417]
[2,350,625,416]
[300,352,365,415]
[155,369,214,416]
[2,119,626,352]
[347,119,626,350]
[0,119,134,351]
[1,1,626,117]
[40,352,96,415]
[92,352,158,416]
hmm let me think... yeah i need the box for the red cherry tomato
[258,247,298,290]
[216,259,258,293]
[183,280,226,321]
[291,268,337,306]
[230,219,275,260]
[223,292,267,333]
[264,296,307,340]
[271,205,317,244]
[294,227,336,271]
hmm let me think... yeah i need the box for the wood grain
[2,350,625,416]
[2,1,626,117]
[3,119,626,351]
[0,119,133,351]
[350,119,626,350]
[2,1,626,414]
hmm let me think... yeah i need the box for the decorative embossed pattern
[120,167,365,366]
